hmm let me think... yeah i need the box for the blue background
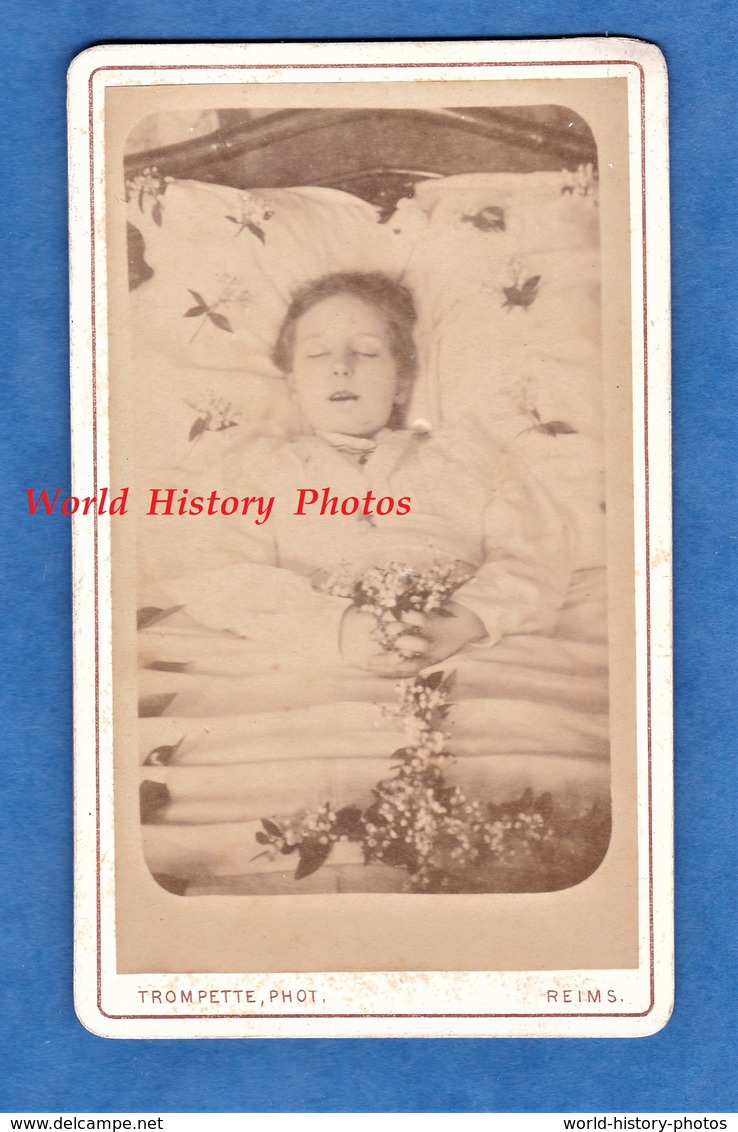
[1,0,736,1114]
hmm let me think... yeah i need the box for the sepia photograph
[68,40,672,1037]
[129,102,611,900]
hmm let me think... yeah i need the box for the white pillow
[126,177,412,475]
[388,171,605,568]
[127,170,605,568]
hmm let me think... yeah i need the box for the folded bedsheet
[138,567,610,895]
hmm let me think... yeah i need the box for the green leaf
[152,201,163,227]
[520,275,541,299]
[143,737,184,767]
[377,840,415,869]
[294,839,332,880]
[334,806,363,838]
[502,276,541,310]
[208,311,234,333]
[261,818,282,839]
[464,206,505,232]
[534,420,577,437]
[364,800,382,825]
[255,831,270,845]
[189,417,208,442]
[440,670,457,694]
[424,670,446,691]
[535,792,554,820]
[246,221,266,244]
[184,305,206,318]
[187,289,207,307]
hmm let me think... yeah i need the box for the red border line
[89,59,643,74]
[639,61,656,1016]
[87,83,104,1014]
[86,55,654,1024]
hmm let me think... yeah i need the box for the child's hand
[421,601,486,664]
[339,607,429,677]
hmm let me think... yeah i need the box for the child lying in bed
[165,271,571,677]
[138,272,611,893]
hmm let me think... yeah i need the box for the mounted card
[67,38,673,1038]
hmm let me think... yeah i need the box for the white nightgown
[137,427,609,891]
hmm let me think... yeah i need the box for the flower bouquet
[255,562,610,893]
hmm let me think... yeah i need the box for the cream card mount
[67,38,672,1038]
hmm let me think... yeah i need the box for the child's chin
[326,417,376,436]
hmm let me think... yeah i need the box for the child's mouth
[328,391,359,402]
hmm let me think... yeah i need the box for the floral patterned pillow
[387,169,605,569]
[125,176,412,473]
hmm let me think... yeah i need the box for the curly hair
[272,272,418,389]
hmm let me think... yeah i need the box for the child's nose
[332,358,352,378]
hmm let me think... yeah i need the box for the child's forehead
[294,292,389,337]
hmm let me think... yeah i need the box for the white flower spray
[254,562,559,892]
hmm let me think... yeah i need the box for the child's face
[287,293,402,437]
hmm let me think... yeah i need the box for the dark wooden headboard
[125,106,597,288]
[124,106,597,217]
